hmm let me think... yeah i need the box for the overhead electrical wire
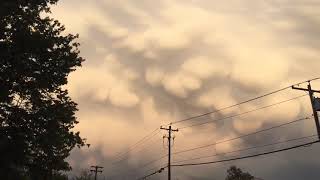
[106,130,164,178]
[136,138,319,179]
[109,77,320,179]
[136,166,167,180]
[110,163,166,180]
[179,94,308,129]
[137,154,168,170]
[111,158,167,180]
[171,140,320,167]
[110,148,168,178]
[118,116,313,177]
[111,150,167,177]
[136,163,168,179]
[107,132,165,178]
[167,77,320,126]
[110,77,319,165]
[111,128,161,163]
[172,116,311,155]
[172,134,317,164]
[110,130,163,166]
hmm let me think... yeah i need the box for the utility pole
[161,125,178,180]
[90,165,103,180]
[292,82,320,139]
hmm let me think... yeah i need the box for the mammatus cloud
[68,54,140,107]
[52,0,320,179]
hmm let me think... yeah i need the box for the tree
[225,166,255,180]
[52,172,69,180]
[72,170,92,180]
[0,0,85,179]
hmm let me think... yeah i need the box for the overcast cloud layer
[51,0,320,179]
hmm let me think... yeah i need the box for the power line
[133,136,319,178]
[111,152,167,178]
[109,77,320,179]
[141,163,167,176]
[112,128,159,160]
[110,159,166,180]
[179,94,307,129]
[171,140,320,167]
[106,130,163,178]
[172,116,311,155]
[137,154,168,170]
[106,133,165,179]
[168,77,320,125]
[172,134,317,164]
[111,128,160,163]
[110,130,162,165]
[113,126,177,179]
[109,163,165,180]
[135,136,319,179]
[137,163,168,180]
[107,134,167,179]
[136,167,167,180]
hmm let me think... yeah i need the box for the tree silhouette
[225,166,255,180]
[0,0,85,179]
[52,172,69,180]
[72,170,92,180]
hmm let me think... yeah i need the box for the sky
[51,0,320,179]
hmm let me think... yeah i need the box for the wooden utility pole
[292,82,320,139]
[90,165,103,180]
[161,125,178,180]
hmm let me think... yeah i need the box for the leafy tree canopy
[225,166,255,180]
[0,0,85,179]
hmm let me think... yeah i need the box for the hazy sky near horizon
[51,0,320,179]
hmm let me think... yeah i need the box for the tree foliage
[72,170,92,180]
[225,166,255,180]
[0,0,85,179]
[52,172,69,180]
